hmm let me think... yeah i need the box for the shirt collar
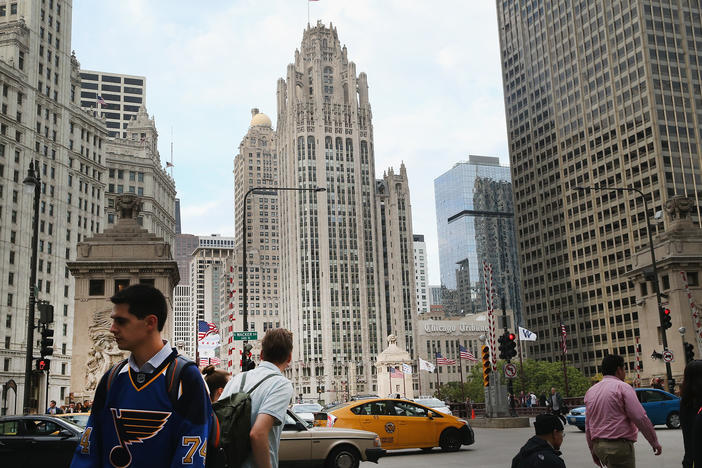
[126,340,172,373]
[258,360,282,374]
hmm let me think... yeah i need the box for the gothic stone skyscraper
[276,22,415,401]
[497,1,702,375]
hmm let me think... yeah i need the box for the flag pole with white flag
[518,326,537,341]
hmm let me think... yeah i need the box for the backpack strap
[106,359,128,392]
[245,373,280,396]
[165,354,196,405]
[238,372,248,393]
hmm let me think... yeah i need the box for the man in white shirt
[219,328,294,468]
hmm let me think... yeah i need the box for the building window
[114,279,130,293]
[89,279,105,296]
[662,275,670,290]
[139,278,155,286]
[3,358,9,371]
[688,272,699,287]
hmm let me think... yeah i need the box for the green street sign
[233,331,258,341]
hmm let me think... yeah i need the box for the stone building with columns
[67,195,179,400]
[628,196,702,388]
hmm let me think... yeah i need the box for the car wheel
[578,426,585,432]
[439,428,462,452]
[666,412,681,429]
[325,445,360,468]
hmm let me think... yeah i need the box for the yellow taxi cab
[325,398,474,452]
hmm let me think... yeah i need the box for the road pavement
[361,423,684,467]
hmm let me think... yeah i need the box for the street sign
[663,350,674,363]
[233,331,258,341]
[504,363,517,379]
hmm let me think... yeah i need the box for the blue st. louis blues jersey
[71,351,212,468]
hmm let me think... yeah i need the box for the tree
[434,359,591,403]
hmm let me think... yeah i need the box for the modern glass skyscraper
[434,157,515,313]
[496,1,702,375]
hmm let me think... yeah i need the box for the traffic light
[498,334,507,360]
[481,345,491,387]
[660,306,672,329]
[241,342,255,371]
[36,358,50,371]
[38,302,54,325]
[685,342,695,363]
[506,333,517,360]
[40,327,54,357]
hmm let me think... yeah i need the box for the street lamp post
[22,161,41,413]
[240,185,325,371]
[575,184,674,392]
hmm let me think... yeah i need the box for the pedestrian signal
[685,342,695,364]
[36,358,50,371]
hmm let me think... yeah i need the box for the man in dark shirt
[512,413,566,468]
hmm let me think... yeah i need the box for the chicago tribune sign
[423,323,489,334]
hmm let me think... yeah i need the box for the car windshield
[324,402,350,412]
[58,414,90,428]
[415,398,446,408]
[293,404,322,413]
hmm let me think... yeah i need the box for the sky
[71,0,510,285]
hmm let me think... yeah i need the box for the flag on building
[419,358,435,373]
[198,320,218,340]
[389,367,403,378]
[402,363,412,374]
[166,161,174,168]
[97,95,106,106]
[458,345,477,361]
[560,322,567,354]
[518,326,538,341]
[436,352,456,365]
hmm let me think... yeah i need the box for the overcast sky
[72,0,510,285]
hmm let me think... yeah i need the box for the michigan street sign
[233,331,258,341]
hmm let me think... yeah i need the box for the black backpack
[212,371,280,468]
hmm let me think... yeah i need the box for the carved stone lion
[664,196,693,222]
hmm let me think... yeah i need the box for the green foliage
[434,359,591,403]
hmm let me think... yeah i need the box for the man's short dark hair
[111,284,168,331]
[601,354,625,376]
[534,413,564,435]
[261,328,293,365]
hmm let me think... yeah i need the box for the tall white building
[79,70,146,138]
[0,1,109,413]
[103,106,176,246]
[276,22,416,402]
[413,235,429,315]
[173,284,194,360]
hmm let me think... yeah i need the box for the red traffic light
[508,333,516,341]
[664,308,671,316]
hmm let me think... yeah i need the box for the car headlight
[374,435,381,447]
[457,419,468,425]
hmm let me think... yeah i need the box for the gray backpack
[212,371,279,468]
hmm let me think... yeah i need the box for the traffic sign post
[504,363,517,379]
[233,331,258,341]
[663,350,674,363]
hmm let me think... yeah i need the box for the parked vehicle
[0,415,83,467]
[291,403,323,426]
[281,410,384,467]
[567,387,681,431]
[326,398,474,452]
[413,397,452,415]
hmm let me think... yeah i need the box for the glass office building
[434,156,520,319]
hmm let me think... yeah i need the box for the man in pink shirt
[585,354,662,467]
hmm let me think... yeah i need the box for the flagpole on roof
[170,126,174,178]
[417,358,422,397]
[457,340,466,403]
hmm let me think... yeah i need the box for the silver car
[291,402,324,425]
[413,397,452,415]
[280,410,384,467]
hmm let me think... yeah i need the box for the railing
[449,396,584,419]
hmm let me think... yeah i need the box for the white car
[291,403,324,425]
[414,397,452,415]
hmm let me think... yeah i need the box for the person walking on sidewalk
[585,354,661,467]
[550,387,566,424]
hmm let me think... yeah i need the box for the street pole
[457,339,465,403]
[575,185,674,392]
[241,186,326,371]
[557,312,570,396]
[22,162,40,413]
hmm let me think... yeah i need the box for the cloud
[72,0,508,283]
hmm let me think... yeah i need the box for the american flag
[97,95,106,106]
[389,367,403,378]
[459,345,478,362]
[199,357,221,367]
[560,322,567,354]
[198,320,218,341]
[436,352,456,365]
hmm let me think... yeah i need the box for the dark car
[0,415,83,467]
[567,387,681,431]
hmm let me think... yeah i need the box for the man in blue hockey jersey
[71,284,213,468]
